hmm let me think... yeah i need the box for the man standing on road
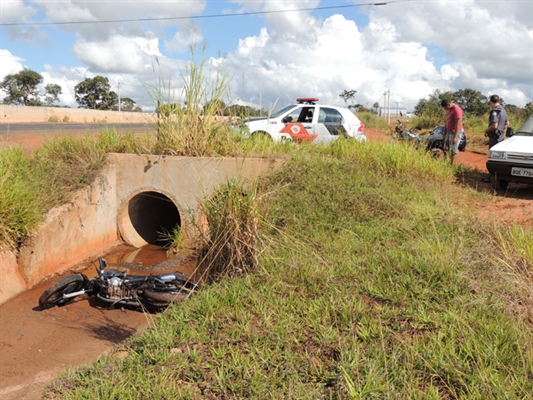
[441,99,464,164]
[482,94,508,183]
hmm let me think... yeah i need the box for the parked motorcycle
[419,125,467,157]
[393,120,421,143]
[39,257,198,310]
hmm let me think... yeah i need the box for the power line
[0,2,395,27]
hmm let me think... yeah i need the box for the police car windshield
[515,116,533,136]
[270,104,297,119]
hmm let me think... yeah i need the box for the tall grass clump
[1,131,147,250]
[96,129,151,154]
[195,180,259,282]
[0,148,42,250]
[157,225,186,256]
[146,45,236,156]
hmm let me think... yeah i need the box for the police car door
[279,106,318,143]
[314,107,346,143]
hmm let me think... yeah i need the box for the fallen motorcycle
[39,257,198,310]
[393,120,421,143]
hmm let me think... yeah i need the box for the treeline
[0,68,142,112]
[157,99,264,118]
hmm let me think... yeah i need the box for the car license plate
[511,167,533,177]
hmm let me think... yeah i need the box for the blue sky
[1,0,532,112]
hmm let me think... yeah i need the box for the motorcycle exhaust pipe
[62,289,87,299]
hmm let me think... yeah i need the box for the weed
[157,225,186,256]
[195,180,259,282]
[145,44,236,157]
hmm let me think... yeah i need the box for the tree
[0,68,43,106]
[339,90,357,107]
[225,104,261,118]
[452,88,489,116]
[74,76,118,110]
[413,89,448,118]
[203,99,227,116]
[44,84,62,106]
[118,97,142,112]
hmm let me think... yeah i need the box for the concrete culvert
[119,191,181,247]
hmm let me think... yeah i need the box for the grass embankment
[0,131,149,251]
[45,140,533,399]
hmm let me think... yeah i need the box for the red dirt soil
[0,126,531,400]
[365,127,532,227]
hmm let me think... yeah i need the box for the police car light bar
[296,97,319,104]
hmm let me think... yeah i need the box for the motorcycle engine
[107,276,125,299]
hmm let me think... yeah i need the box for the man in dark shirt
[482,94,508,183]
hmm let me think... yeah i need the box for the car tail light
[358,122,365,133]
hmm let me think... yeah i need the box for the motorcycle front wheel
[39,274,85,309]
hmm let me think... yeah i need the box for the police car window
[298,107,314,123]
[282,107,304,124]
[270,104,297,119]
[318,108,343,124]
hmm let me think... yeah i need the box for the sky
[1,0,532,113]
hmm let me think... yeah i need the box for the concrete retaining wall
[0,105,155,124]
[0,155,284,305]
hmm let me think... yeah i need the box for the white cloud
[1,0,531,112]
[366,0,533,103]
[0,50,25,78]
[165,27,204,53]
[213,0,532,110]
[219,13,454,110]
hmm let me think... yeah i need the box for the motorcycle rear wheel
[39,274,85,309]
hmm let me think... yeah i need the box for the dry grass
[194,181,260,283]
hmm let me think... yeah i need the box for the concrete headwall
[0,105,155,124]
[0,155,284,305]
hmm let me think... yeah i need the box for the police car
[486,115,533,190]
[243,98,366,144]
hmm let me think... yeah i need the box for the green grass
[0,130,149,251]
[43,140,533,399]
[357,111,389,129]
[0,147,42,250]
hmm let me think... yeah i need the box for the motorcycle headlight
[488,151,506,160]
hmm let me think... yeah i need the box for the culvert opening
[124,191,181,246]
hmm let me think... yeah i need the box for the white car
[486,115,533,190]
[243,98,366,144]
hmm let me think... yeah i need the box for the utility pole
[242,72,245,105]
[118,82,121,112]
[382,91,387,119]
[387,89,391,124]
